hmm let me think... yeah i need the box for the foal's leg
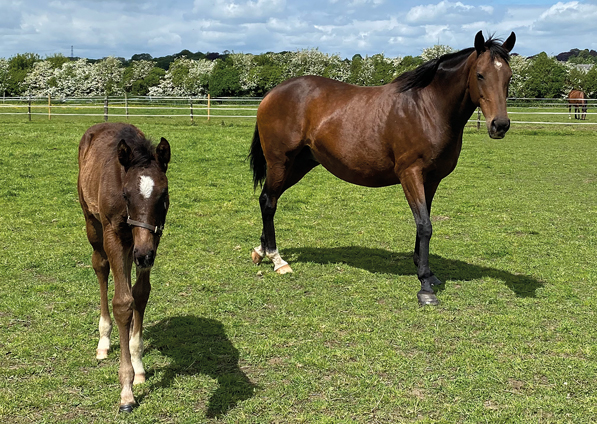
[401,170,441,306]
[104,231,137,412]
[253,149,318,274]
[85,217,112,359]
[130,268,151,385]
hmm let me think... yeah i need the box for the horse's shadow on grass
[143,316,256,418]
[285,246,544,298]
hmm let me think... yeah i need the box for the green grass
[1,115,597,422]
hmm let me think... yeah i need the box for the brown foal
[78,123,170,412]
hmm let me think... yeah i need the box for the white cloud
[193,0,286,20]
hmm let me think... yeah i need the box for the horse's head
[468,31,516,139]
[118,137,171,269]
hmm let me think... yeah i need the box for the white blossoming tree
[421,44,455,62]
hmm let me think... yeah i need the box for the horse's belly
[316,155,399,187]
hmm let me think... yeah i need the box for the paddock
[1,116,597,421]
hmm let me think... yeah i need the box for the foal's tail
[249,123,267,191]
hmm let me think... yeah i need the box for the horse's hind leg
[85,216,112,359]
[253,148,319,274]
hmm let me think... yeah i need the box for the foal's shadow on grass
[285,247,544,298]
[143,316,256,418]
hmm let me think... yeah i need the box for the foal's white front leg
[129,330,145,385]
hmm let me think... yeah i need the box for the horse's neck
[431,54,478,129]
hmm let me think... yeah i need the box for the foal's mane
[117,125,156,168]
[394,36,511,93]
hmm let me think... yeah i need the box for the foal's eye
[477,73,484,81]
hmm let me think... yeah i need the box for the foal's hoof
[133,373,146,385]
[96,349,109,360]
[275,264,293,274]
[119,403,135,413]
[251,249,264,265]
[417,291,439,306]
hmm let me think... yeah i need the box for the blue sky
[1,0,596,60]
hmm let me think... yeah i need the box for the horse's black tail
[249,124,267,191]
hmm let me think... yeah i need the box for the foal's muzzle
[489,117,510,139]
[134,247,156,268]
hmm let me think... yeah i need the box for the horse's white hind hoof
[251,249,264,265]
[275,264,293,274]
[96,348,109,360]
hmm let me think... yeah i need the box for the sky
[2,0,597,61]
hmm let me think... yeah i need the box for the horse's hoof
[133,373,146,385]
[96,349,109,360]
[119,403,135,413]
[251,249,263,265]
[275,264,293,274]
[429,275,444,287]
[417,291,439,306]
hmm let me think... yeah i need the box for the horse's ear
[502,32,516,53]
[156,137,171,172]
[117,139,132,170]
[474,31,486,55]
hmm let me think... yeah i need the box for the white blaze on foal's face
[139,175,155,199]
[494,59,503,70]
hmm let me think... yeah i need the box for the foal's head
[118,137,171,269]
[468,31,516,139]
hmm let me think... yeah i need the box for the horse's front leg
[402,171,441,306]
[130,268,151,385]
[105,232,137,412]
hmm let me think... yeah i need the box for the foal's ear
[117,139,132,170]
[502,32,516,53]
[474,30,486,55]
[156,137,171,172]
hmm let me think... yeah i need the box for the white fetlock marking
[97,316,112,355]
[267,250,289,272]
[129,332,145,378]
[254,245,264,258]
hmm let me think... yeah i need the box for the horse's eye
[477,73,484,81]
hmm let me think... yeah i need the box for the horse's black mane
[394,36,511,93]
[117,125,156,168]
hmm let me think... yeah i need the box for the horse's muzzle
[489,117,510,139]
[134,247,155,268]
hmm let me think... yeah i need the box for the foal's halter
[126,206,164,236]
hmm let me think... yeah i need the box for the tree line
[1,46,596,99]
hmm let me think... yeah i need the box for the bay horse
[249,31,516,306]
[78,123,170,412]
[568,89,587,120]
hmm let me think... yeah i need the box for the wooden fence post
[190,98,194,124]
[477,108,481,130]
[207,94,211,121]
[104,97,108,122]
[28,97,31,122]
[125,93,129,120]
[48,94,51,120]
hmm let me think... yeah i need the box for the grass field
[1,115,597,423]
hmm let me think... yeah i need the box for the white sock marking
[129,332,145,376]
[139,175,154,199]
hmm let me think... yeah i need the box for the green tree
[209,57,241,97]
[7,53,40,96]
[523,52,567,98]
[582,66,597,97]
